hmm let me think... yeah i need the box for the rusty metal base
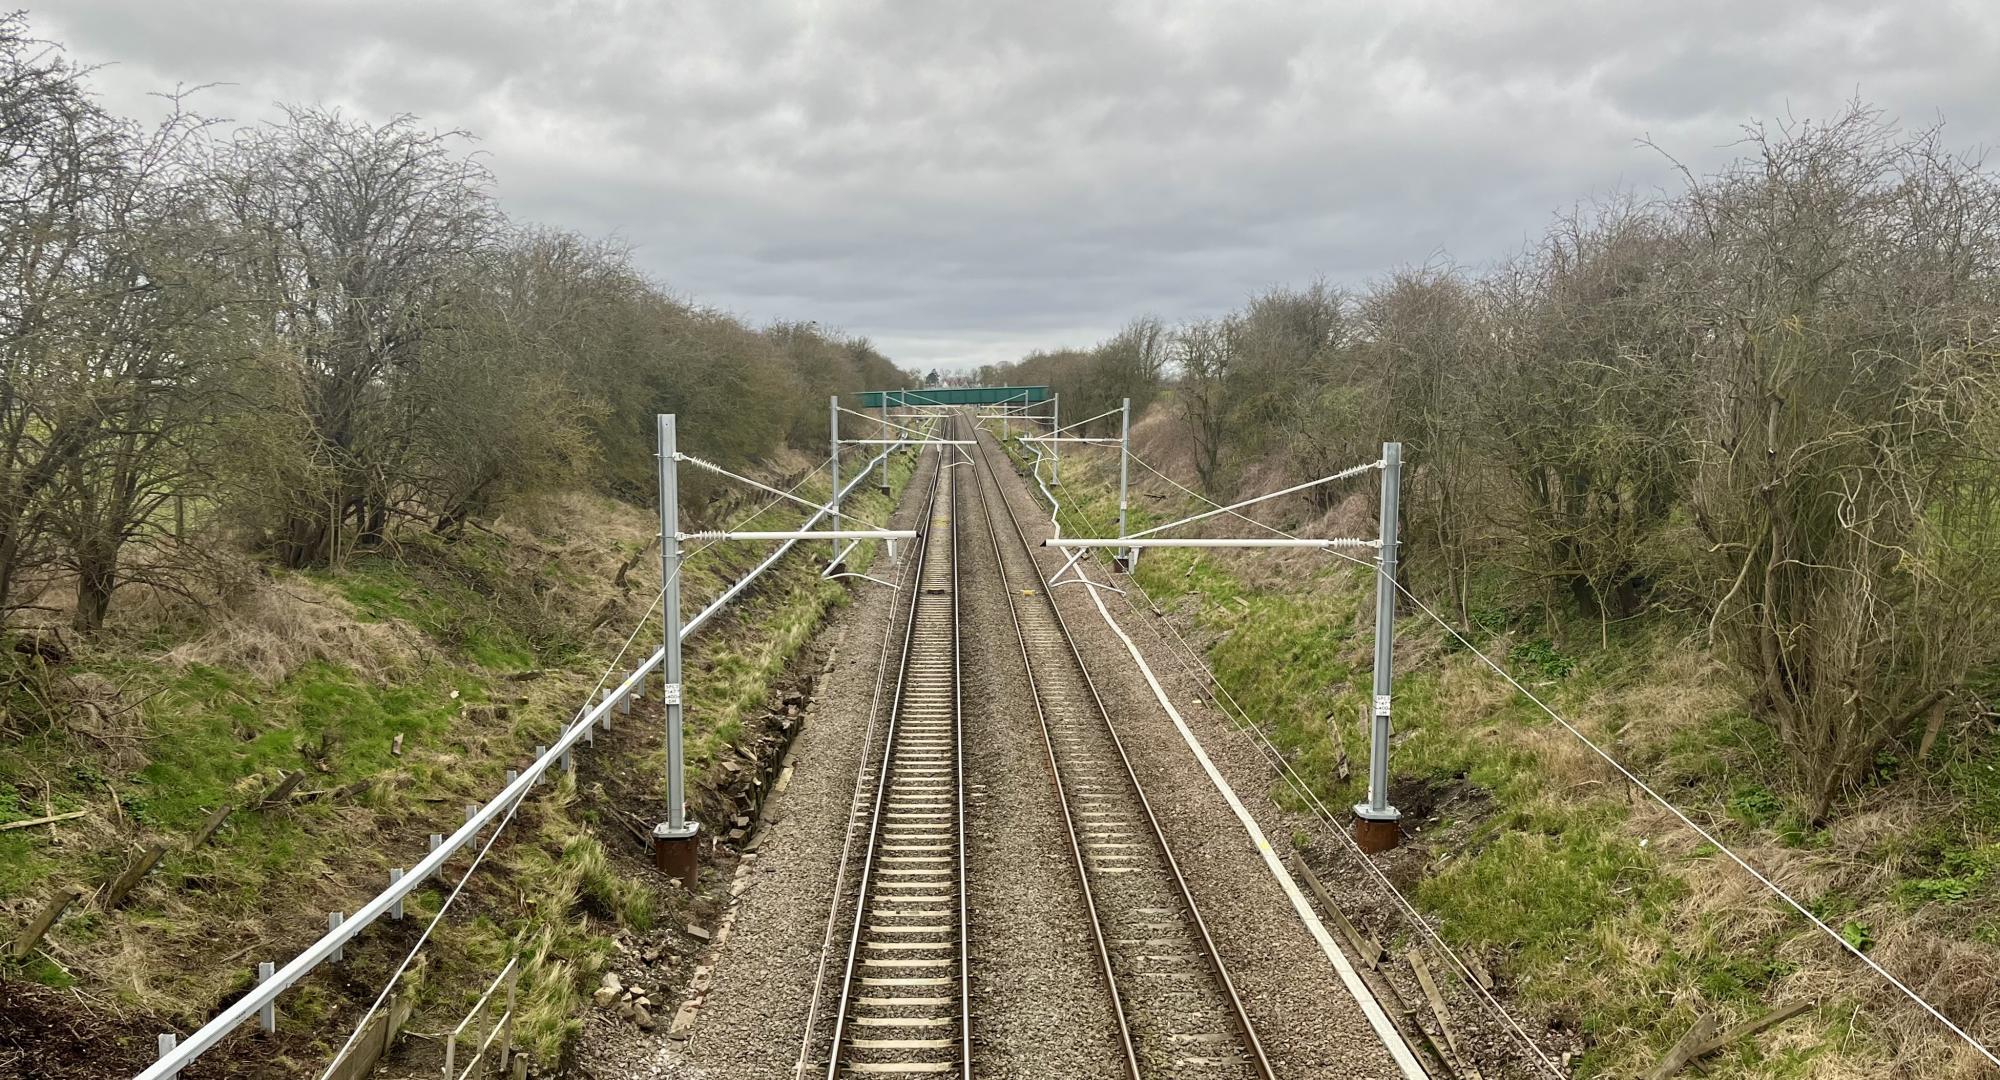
[1351,814,1401,854]
[1112,555,1131,574]
[652,823,700,886]
[878,484,891,495]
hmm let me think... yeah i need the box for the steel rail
[822,443,970,1079]
[967,423,1277,1080]
[794,445,944,1078]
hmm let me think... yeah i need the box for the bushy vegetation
[0,15,908,636]
[0,16,923,1072]
[987,103,2000,825]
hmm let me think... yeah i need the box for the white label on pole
[1374,694,1392,717]
[664,682,682,706]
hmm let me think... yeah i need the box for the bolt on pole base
[1350,804,1402,854]
[652,821,700,886]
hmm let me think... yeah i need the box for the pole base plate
[652,822,701,885]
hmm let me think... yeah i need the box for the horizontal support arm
[1043,537,1378,549]
[839,438,974,445]
[1018,436,1121,444]
[683,529,918,542]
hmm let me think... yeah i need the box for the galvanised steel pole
[1050,392,1061,485]
[877,393,890,491]
[829,395,841,568]
[653,414,699,882]
[1353,441,1402,853]
[1117,397,1133,571]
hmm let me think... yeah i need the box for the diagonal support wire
[1124,458,1382,542]
[676,452,895,534]
[836,404,944,442]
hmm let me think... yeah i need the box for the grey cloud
[39,0,2000,369]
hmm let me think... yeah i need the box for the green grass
[119,662,479,832]
[320,547,548,671]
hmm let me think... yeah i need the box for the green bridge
[857,386,1049,408]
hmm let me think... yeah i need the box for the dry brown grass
[157,579,425,686]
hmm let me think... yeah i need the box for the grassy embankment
[992,425,2000,1080]
[0,446,919,1070]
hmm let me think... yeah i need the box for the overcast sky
[40,1,2000,371]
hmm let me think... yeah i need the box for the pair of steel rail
[819,417,1272,1079]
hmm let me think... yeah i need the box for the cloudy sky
[41,1,2000,371]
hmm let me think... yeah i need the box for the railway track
[822,450,971,1078]
[965,417,1276,1080]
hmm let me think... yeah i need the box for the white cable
[1034,445,1560,1071]
[985,427,1438,1076]
[1132,447,2000,1069]
[1074,555,1430,1080]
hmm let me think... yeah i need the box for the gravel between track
[955,433,1127,1080]
[976,427,1409,1080]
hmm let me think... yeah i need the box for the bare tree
[206,106,495,567]
[1172,317,1238,493]
[1681,106,2000,819]
[0,18,123,615]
